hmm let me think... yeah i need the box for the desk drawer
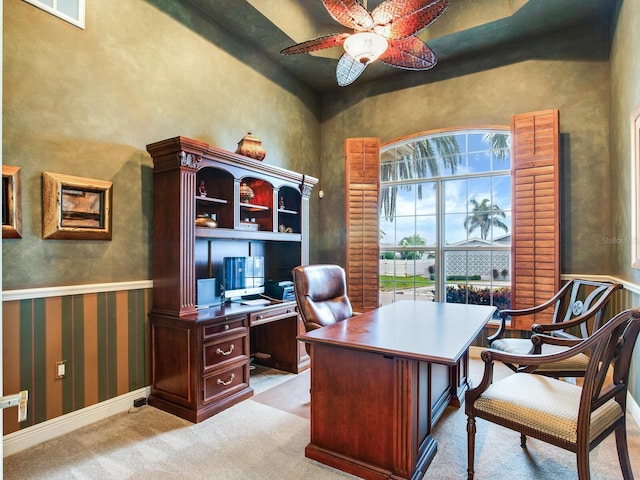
[203,333,247,372]
[203,363,249,404]
[202,316,247,340]
[250,304,297,327]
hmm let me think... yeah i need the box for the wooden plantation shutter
[511,109,561,329]
[345,138,380,312]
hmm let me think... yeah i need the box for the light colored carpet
[5,359,640,479]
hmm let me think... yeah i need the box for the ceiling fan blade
[280,33,351,55]
[336,53,367,86]
[322,0,375,31]
[379,36,437,70]
[372,0,450,39]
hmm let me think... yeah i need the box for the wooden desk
[149,300,308,423]
[298,300,496,480]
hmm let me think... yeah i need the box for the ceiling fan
[280,0,450,87]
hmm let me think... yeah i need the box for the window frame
[379,127,511,308]
[23,0,85,29]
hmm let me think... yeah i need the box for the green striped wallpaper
[2,288,150,435]
[609,288,640,400]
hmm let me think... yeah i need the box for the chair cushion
[473,373,623,443]
[491,338,590,373]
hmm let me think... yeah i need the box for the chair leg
[615,424,634,479]
[467,416,476,480]
[520,433,527,449]
[576,442,591,480]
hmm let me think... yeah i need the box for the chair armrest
[483,331,600,369]
[529,333,581,353]
[498,280,579,322]
[531,304,603,334]
[491,300,562,342]
[489,299,555,342]
[486,315,507,342]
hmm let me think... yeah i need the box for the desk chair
[466,307,640,480]
[488,279,622,377]
[292,264,354,333]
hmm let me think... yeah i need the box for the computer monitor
[223,256,265,301]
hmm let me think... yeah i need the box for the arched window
[379,128,511,313]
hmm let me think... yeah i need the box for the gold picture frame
[2,165,22,238]
[43,172,113,240]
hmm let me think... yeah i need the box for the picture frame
[2,165,22,238]
[43,172,113,240]
[631,102,640,268]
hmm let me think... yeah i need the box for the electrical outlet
[55,360,66,380]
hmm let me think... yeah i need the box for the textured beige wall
[317,21,612,275]
[3,0,321,289]
[610,0,640,282]
[4,0,630,287]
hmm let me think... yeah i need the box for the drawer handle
[216,344,235,356]
[224,324,230,331]
[257,315,263,320]
[217,373,235,386]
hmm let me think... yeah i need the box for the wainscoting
[2,282,151,437]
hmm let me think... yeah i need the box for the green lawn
[379,275,433,291]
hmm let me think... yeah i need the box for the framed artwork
[43,172,113,240]
[2,165,22,238]
[632,102,640,268]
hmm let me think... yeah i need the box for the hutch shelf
[146,136,317,423]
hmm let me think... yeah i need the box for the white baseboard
[628,391,640,427]
[3,386,150,457]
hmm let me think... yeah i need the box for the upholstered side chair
[292,264,355,334]
[488,279,622,376]
[466,307,640,480]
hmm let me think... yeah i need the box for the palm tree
[464,198,509,240]
[380,131,510,221]
[380,135,463,221]
[482,132,510,164]
[398,234,426,260]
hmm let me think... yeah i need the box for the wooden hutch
[146,136,317,423]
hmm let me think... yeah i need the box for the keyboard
[240,298,271,306]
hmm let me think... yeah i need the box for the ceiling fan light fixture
[343,32,388,65]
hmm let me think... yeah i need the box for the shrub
[446,275,481,281]
[446,284,511,312]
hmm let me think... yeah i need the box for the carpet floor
[5,358,640,479]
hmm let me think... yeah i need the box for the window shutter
[345,138,380,312]
[511,109,561,329]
